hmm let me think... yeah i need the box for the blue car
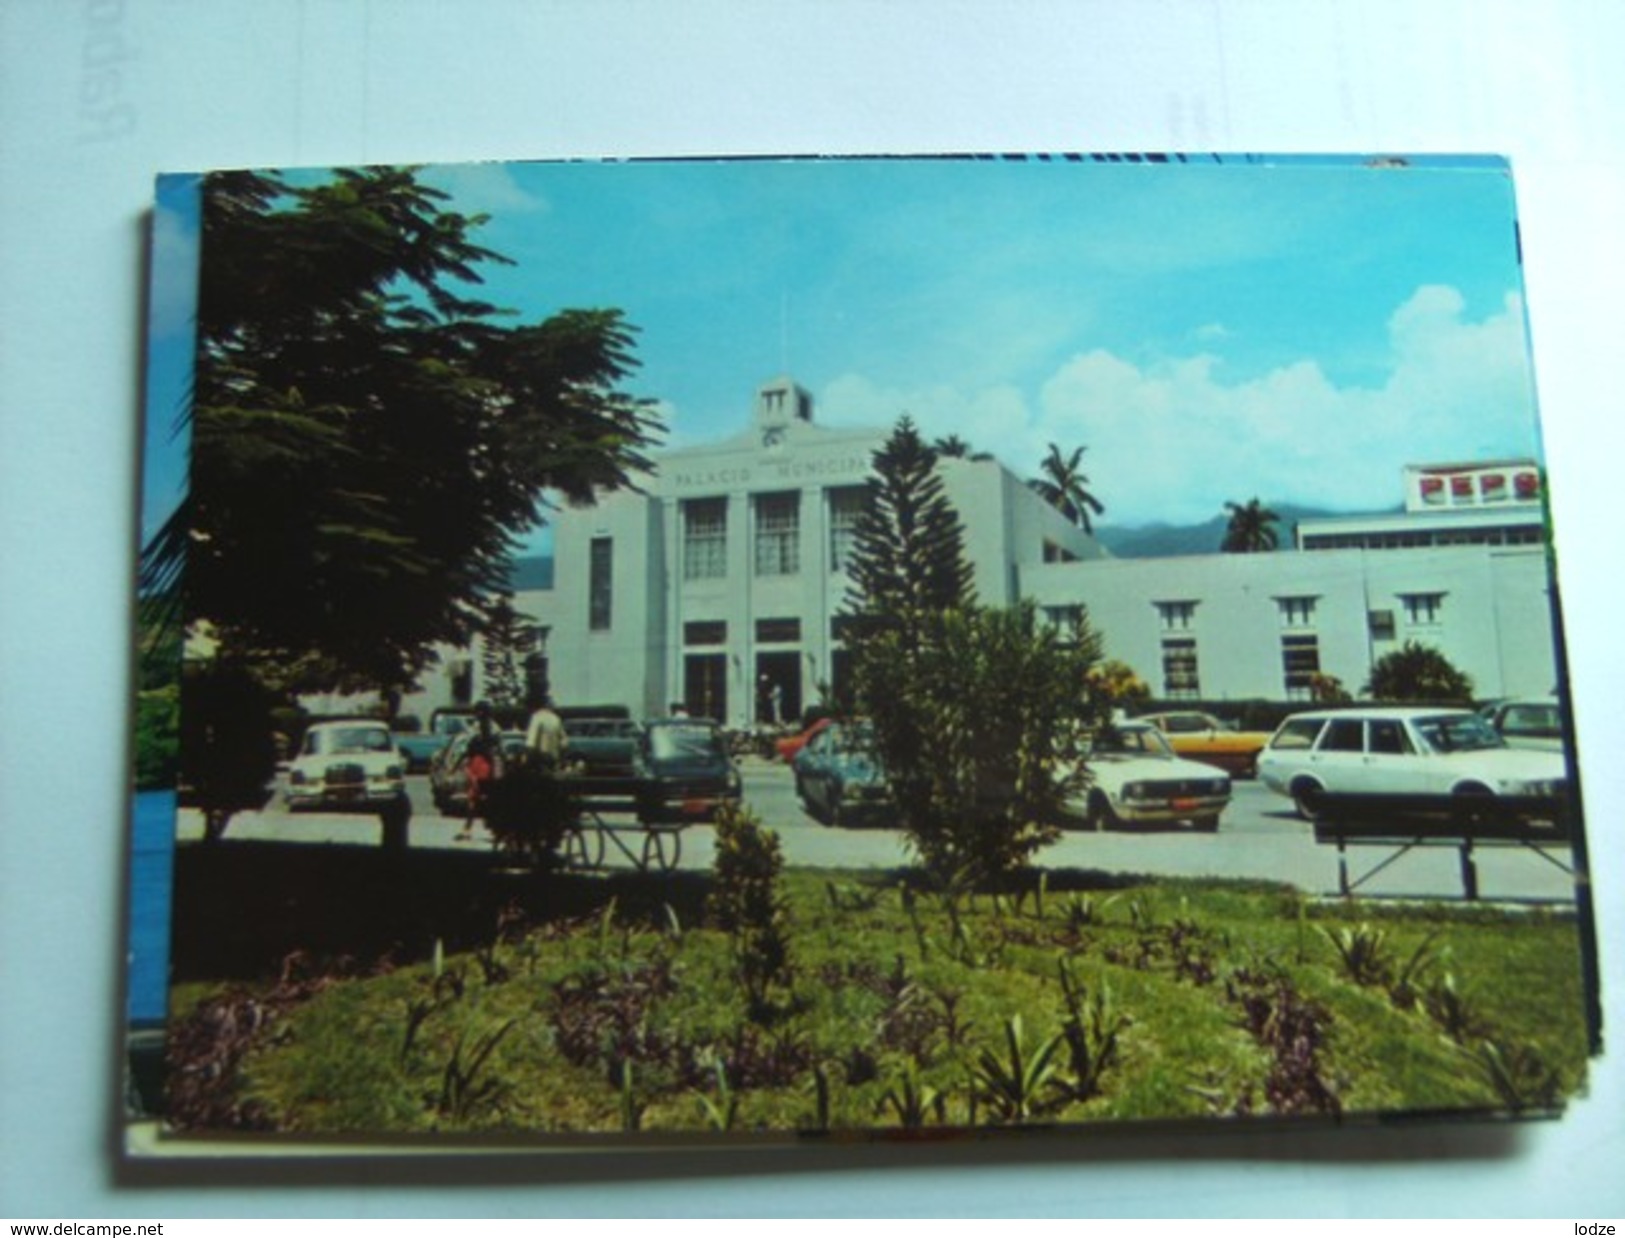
[792,721,890,826]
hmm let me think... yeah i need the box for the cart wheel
[567,811,606,869]
[641,829,681,873]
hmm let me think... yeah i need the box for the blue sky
[142,154,1542,547]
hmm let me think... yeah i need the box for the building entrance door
[683,654,728,723]
[755,651,801,727]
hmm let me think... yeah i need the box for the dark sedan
[792,721,890,826]
[633,719,742,823]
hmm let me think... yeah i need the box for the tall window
[828,486,867,573]
[1281,634,1320,699]
[755,491,800,576]
[1400,592,1445,626]
[1156,600,1197,631]
[1277,596,1317,628]
[1162,637,1200,699]
[682,498,727,581]
[588,537,612,631]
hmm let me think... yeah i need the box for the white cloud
[423,163,548,215]
[817,286,1539,527]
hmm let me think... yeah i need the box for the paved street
[173,757,1583,904]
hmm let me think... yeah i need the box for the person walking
[455,701,499,842]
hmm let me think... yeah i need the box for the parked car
[391,728,448,773]
[1479,697,1566,753]
[285,720,410,814]
[1061,721,1231,831]
[775,716,835,764]
[1256,707,1568,821]
[633,719,742,823]
[562,716,641,779]
[429,728,527,815]
[792,721,890,826]
[1135,711,1274,777]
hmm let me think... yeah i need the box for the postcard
[129,154,1598,1148]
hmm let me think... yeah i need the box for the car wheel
[1193,814,1221,833]
[1452,782,1498,827]
[1290,779,1326,822]
[1085,790,1119,832]
[829,788,846,828]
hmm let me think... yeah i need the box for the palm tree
[1221,498,1281,553]
[931,434,971,459]
[1028,443,1106,535]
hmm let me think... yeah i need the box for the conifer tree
[844,416,975,638]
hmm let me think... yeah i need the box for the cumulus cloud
[819,286,1539,526]
[423,163,549,215]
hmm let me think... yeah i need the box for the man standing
[526,695,566,769]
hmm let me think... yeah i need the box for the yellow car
[1135,711,1273,778]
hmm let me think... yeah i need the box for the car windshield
[1092,726,1174,759]
[648,724,723,761]
[318,726,393,755]
[1413,714,1506,754]
[831,723,875,754]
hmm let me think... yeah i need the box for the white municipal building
[418,377,1559,726]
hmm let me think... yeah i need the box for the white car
[1256,707,1567,821]
[1062,721,1231,831]
[285,719,409,813]
[1480,697,1566,753]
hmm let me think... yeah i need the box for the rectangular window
[755,617,801,643]
[1369,610,1397,641]
[683,620,727,646]
[1400,592,1445,626]
[755,492,800,576]
[1277,596,1317,628]
[682,498,727,581]
[1162,637,1200,699]
[1281,634,1320,699]
[1043,605,1085,632]
[1155,600,1197,631]
[828,486,868,573]
[588,537,612,631]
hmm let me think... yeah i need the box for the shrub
[1365,641,1474,703]
[708,803,795,1018]
[855,600,1105,885]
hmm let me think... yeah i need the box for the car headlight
[385,764,404,781]
[1121,782,1146,800]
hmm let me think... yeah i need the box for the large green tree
[1220,497,1281,553]
[1029,442,1106,535]
[141,167,659,692]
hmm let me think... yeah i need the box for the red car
[775,717,834,763]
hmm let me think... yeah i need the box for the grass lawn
[165,863,1593,1138]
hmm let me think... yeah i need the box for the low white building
[404,380,1559,723]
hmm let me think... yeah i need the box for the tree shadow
[169,841,712,982]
